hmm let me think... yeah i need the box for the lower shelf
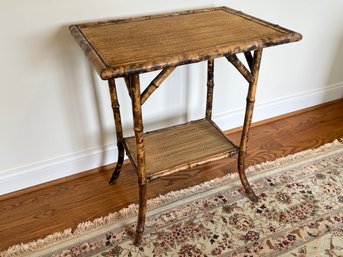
[124,118,238,181]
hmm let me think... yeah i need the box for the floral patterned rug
[2,140,343,257]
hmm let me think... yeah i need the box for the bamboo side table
[70,6,302,246]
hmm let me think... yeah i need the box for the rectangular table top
[70,6,302,79]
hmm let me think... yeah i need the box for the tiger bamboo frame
[70,6,302,246]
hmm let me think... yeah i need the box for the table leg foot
[109,144,124,184]
[109,168,121,184]
[238,152,258,203]
[245,187,258,202]
[134,230,143,246]
[134,184,147,246]
[238,170,258,202]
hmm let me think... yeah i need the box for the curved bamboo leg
[129,74,147,246]
[108,78,125,184]
[238,49,263,203]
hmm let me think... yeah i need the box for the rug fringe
[0,229,73,257]
[1,139,342,257]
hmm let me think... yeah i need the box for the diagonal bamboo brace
[140,66,176,105]
[226,55,254,84]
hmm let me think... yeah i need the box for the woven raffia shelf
[124,119,238,181]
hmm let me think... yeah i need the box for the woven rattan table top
[70,6,302,79]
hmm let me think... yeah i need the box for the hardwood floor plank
[0,99,342,251]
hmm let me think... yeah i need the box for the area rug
[2,140,343,257]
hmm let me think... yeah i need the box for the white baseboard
[214,82,343,131]
[0,145,118,196]
[1,83,342,195]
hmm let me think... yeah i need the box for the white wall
[1,0,342,194]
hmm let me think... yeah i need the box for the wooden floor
[0,99,342,251]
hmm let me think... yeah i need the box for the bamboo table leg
[206,59,214,119]
[238,49,263,203]
[108,78,125,184]
[129,74,148,246]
